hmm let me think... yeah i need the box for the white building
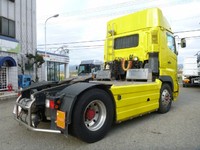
[0,0,70,91]
[0,0,36,91]
[37,50,69,81]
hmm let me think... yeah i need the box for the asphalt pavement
[0,86,200,150]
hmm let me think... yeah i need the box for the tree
[18,54,25,74]
[26,53,44,82]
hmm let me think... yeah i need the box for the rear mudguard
[58,82,112,133]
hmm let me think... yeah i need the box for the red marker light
[50,100,54,109]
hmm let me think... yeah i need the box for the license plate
[56,110,66,129]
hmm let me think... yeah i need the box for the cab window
[114,34,139,49]
[167,33,176,53]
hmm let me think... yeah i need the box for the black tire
[158,83,172,113]
[71,88,114,143]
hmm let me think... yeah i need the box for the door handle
[168,61,171,64]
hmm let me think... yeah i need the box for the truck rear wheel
[158,83,172,113]
[71,88,114,143]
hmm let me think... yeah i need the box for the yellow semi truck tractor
[13,8,186,143]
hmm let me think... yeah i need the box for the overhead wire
[38,0,161,19]
[37,39,105,46]
[36,0,200,52]
[38,45,104,49]
[37,0,194,24]
[37,28,200,48]
[174,29,200,34]
[183,36,200,39]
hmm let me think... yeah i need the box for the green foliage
[26,53,44,68]
[35,54,45,68]
[26,53,45,82]
[26,53,35,60]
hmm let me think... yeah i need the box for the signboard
[37,51,69,63]
[0,36,20,53]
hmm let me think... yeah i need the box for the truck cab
[78,60,103,77]
[104,8,179,99]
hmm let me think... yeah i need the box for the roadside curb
[0,92,18,101]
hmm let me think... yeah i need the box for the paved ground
[0,86,200,150]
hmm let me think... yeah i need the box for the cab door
[165,33,178,92]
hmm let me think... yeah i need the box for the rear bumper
[13,117,61,133]
[13,95,61,134]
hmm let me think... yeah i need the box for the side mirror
[76,66,78,70]
[180,38,186,48]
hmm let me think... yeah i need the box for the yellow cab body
[104,8,179,122]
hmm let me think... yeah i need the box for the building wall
[0,0,36,90]
[0,0,36,62]
[37,51,70,81]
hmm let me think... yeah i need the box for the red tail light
[49,99,61,109]
[50,100,55,109]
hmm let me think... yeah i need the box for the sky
[36,0,200,65]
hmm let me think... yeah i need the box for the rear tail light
[46,99,61,109]
[45,99,50,108]
[55,99,61,109]
[50,100,55,109]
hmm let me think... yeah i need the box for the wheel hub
[86,108,96,120]
[83,100,107,131]
[165,95,170,101]
[162,89,171,106]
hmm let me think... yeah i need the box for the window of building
[9,20,15,37]
[1,18,9,36]
[0,67,7,90]
[114,34,139,49]
[0,17,15,38]
[9,0,15,2]
[47,62,65,81]
[166,33,176,54]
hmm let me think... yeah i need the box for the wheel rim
[161,89,171,107]
[83,100,107,131]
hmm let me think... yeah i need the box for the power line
[37,44,104,52]
[59,0,190,18]
[38,0,156,19]
[38,45,104,49]
[38,0,194,23]
[37,39,105,46]
[37,35,200,52]
[183,35,200,39]
[174,29,200,34]
[37,28,200,47]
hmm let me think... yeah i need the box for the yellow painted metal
[104,7,179,101]
[159,30,179,98]
[56,110,66,129]
[111,80,162,122]
[104,8,172,63]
